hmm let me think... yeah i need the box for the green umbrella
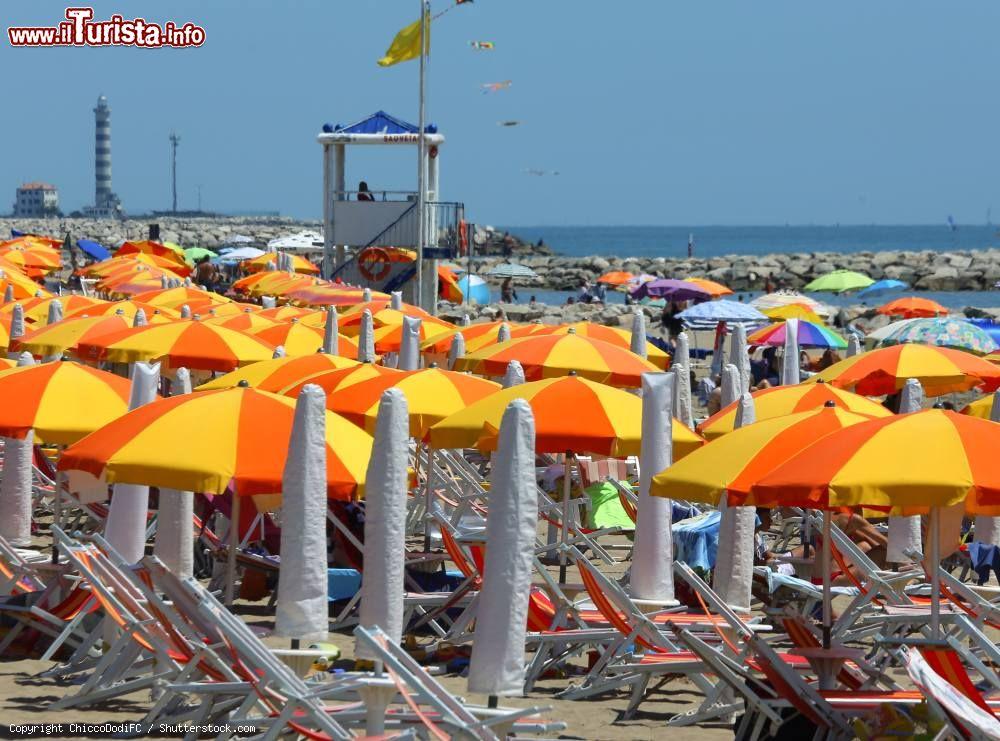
[183,247,217,265]
[803,269,874,293]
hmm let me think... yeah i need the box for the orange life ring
[358,247,392,282]
[458,220,469,255]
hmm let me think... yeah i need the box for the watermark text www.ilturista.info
[7,7,205,48]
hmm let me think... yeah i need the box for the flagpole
[415,0,428,309]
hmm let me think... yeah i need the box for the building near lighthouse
[12,183,60,217]
[82,95,124,218]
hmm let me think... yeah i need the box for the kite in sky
[525,169,560,176]
[482,80,512,93]
[470,41,494,50]
[498,120,520,127]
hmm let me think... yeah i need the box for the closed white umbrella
[887,378,924,563]
[781,318,800,385]
[262,296,277,309]
[730,324,751,395]
[713,373,756,612]
[274,384,329,641]
[322,307,339,356]
[673,332,693,427]
[502,359,525,388]
[104,361,160,563]
[467,399,538,695]
[152,488,193,578]
[846,334,862,357]
[630,372,678,604]
[2,285,12,303]
[447,333,465,371]
[7,304,24,360]
[357,388,409,659]
[735,391,756,427]
[133,308,148,328]
[974,392,1000,546]
[720,363,741,407]
[390,291,403,311]
[180,304,192,319]
[174,367,192,395]
[629,311,647,359]
[0,352,35,545]
[357,310,375,363]
[398,316,422,371]
[461,314,471,327]
[497,322,511,343]
[46,299,63,326]
[710,323,728,379]
[362,288,372,303]
[272,345,286,359]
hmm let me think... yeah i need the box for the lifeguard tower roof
[324,110,438,136]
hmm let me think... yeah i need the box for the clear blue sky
[2,1,998,226]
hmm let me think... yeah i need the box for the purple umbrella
[630,278,711,302]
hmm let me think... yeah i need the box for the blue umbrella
[76,239,110,261]
[676,299,768,329]
[857,279,908,297]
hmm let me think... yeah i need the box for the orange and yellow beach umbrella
[77,320,275,372]
[454,332,660,388]
[0,361,133,445]
[652,406,879,506]
[195,353,359,392]
[14,315,132,358]
[327,367,501,438]
[129,286,231,312]
[252,321,359,358]
[278,363,401,398]
[531,322,671,370]
[750,410,1000,512]
[244,252,319,275]
[805,344,1000,397]
[698,382,892,440]
[686,277,733,297]
[64,299,179,324]
[430,375,703,457]
[59,386,371,499]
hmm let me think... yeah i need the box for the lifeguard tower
[318,111,465,309]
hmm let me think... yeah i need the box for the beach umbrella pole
[822,510,832,650]
[423,444,435,553]
[930,506,940,639]
[226,494,241,605]
[559,450,572,584]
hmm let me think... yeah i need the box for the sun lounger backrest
[781,614,863,691]
[526,589,558,632]
[918,646,993,713]
[905,647,1000,740]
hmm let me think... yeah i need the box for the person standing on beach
[500,277,517,303]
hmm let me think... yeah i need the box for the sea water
[501,224,1000,260]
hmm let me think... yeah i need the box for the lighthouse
[85,95,123,218]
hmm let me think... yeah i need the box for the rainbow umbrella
[697,382,892,440]
[77,321,275,372]
[195,354,360,392]
[454,332,660,388]
[748,320,847,349]
[430,375,703,458]
[59,387,370,499]
[0,361,132,444]
[328,367,500,438]
[807,344,1000,396]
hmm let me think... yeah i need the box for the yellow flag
[377,13,429,67]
